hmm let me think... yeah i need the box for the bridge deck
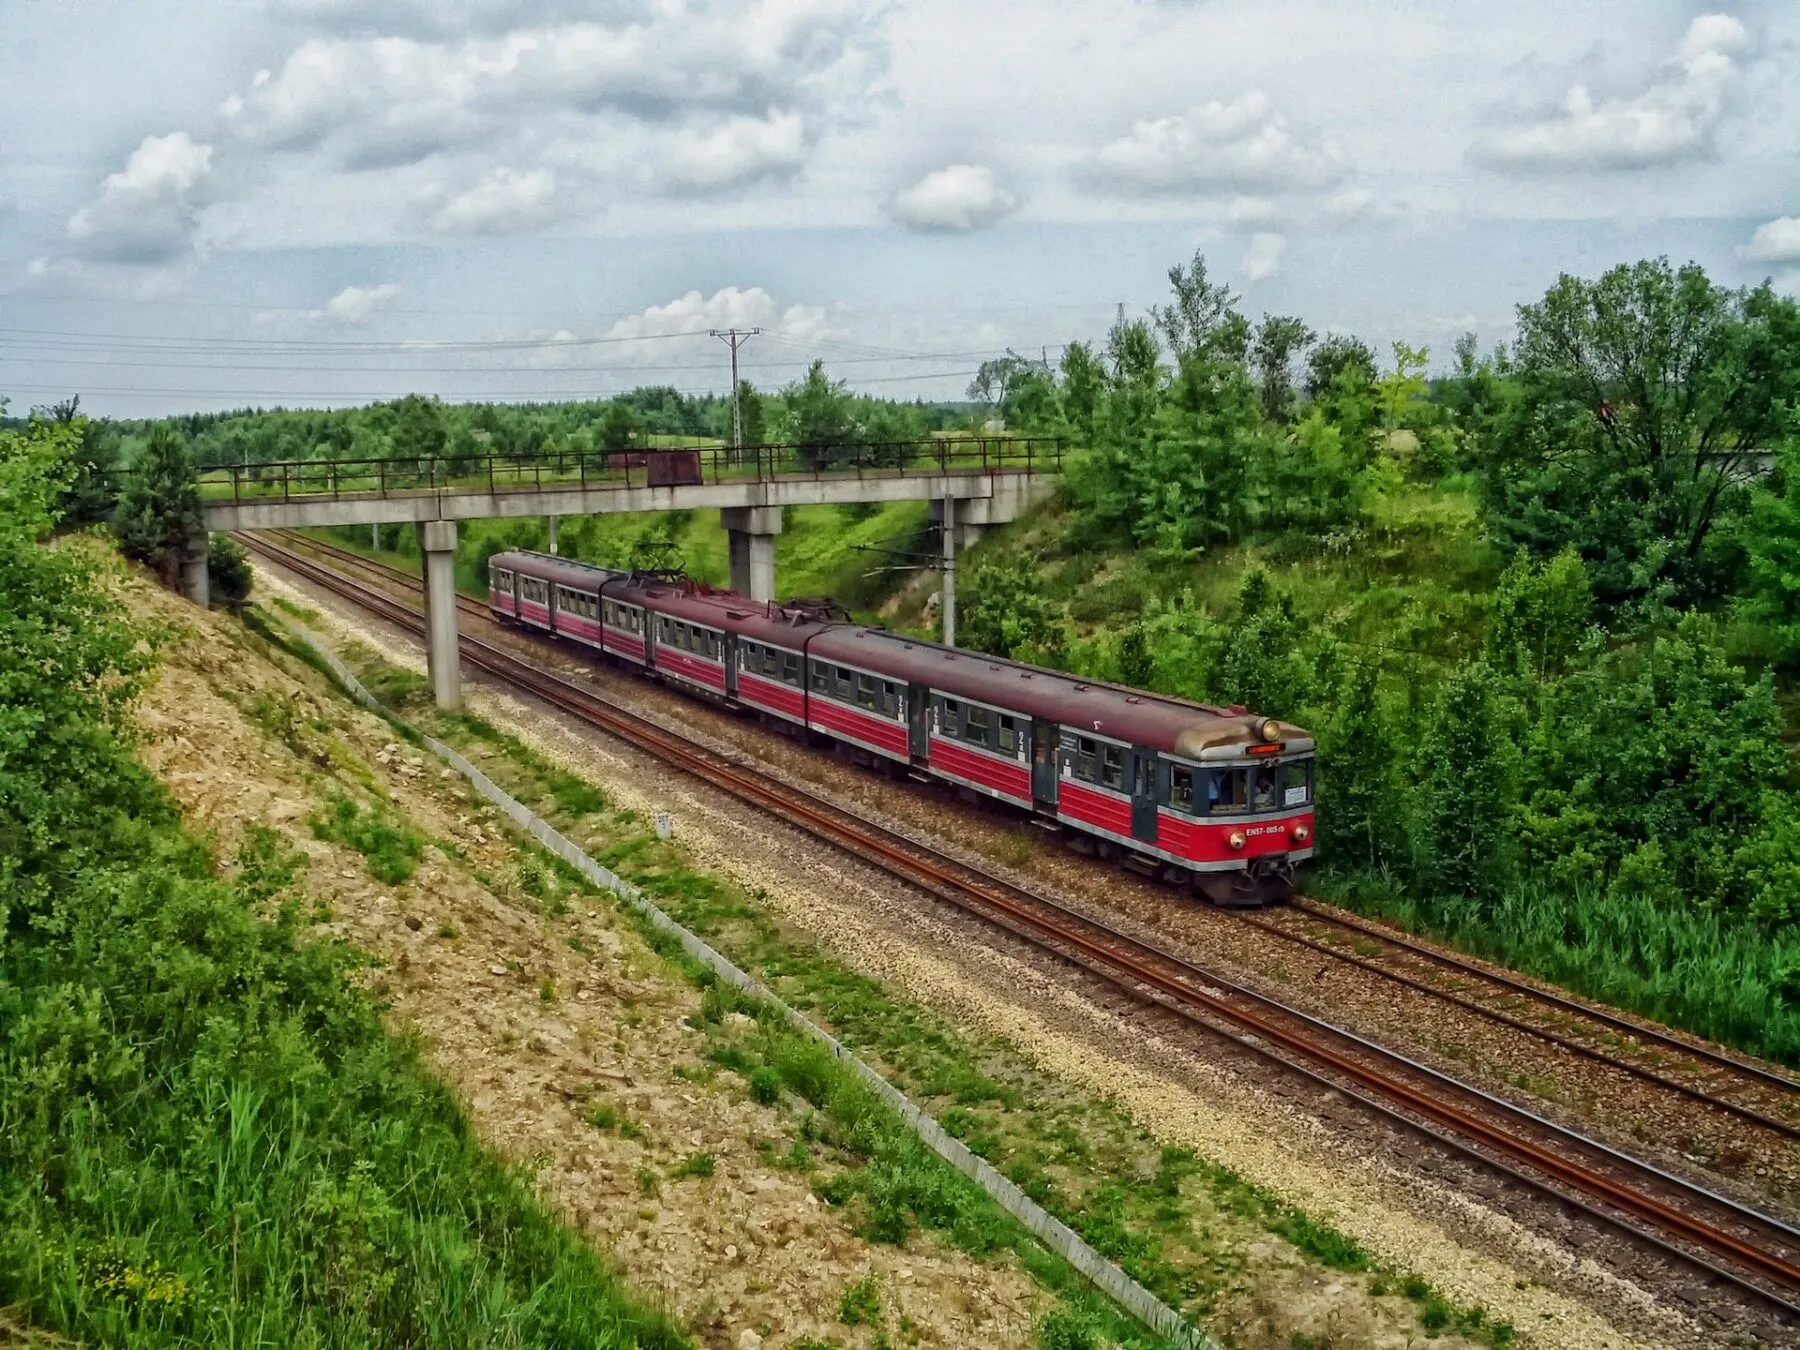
[196,438,1062,531]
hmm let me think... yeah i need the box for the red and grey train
[488,549,1315,904]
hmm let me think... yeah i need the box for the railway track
[243,528,1800,1320]
[1239,905,1800,1142]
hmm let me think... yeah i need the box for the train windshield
[1169,757,1313,814]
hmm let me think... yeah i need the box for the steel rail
[241,530,1800,1316]
[1235,910,1800,1141]
[1285,900,1800,1098]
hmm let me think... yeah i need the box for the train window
[938,698,960,738]
[855,673,878,710]
[1251,764,1280,811]
[782,652,801,686]
[1170,765,1194,809]
[1282,759,1312,807]
[833,668,853,702]
[810,662,829,694]
[996,714,1019,757]
[1207,769,1248,814]
[1075,736,1097,782]
[966,705,990,745]
[1101,744,1124,790]
[880,681,901,718]
[703,629,719,661]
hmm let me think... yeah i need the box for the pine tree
[113,425,202,590]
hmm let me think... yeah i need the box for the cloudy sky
[2,0,1797,415]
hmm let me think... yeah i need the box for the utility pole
[710,327,761,459]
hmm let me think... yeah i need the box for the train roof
[491,549,1311,757]
[809,626,1307,759]
[609,576,846,647]
[490,550,628,591]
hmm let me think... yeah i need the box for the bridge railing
[194,436,1064,505]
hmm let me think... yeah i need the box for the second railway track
[243,527,1800,1323]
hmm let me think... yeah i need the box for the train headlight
[1258,717,1282,742]
[1291,823,1311,844]
[1227,830,1247,851]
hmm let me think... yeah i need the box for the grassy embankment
[0,553,687,1348]
[301,608,1518,1349]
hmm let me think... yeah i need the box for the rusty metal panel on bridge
[646,450,704,487]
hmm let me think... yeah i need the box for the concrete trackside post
[181,525,210,607]
[547,514,559,556]
[721,505,781,602]
[421,519,461,710]
[939,495,957,648]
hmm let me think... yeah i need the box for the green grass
[0,753,685,1348]
[310,792,426,884]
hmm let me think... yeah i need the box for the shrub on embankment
[0,415,686,1345]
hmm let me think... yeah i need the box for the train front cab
[1050,728,1314,905]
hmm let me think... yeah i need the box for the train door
[907,683,930,761]
[1031,719,1060,809]
[1129,746,1159,844]
[723,634,739,699]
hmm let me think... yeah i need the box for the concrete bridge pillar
[721,505,781,602]
[421,519,461,711]
[181,525,210,607]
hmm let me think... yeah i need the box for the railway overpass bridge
[193,438,1061,709]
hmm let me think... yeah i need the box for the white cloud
[316,282,401,324]
[65,132,213,265]
[889,164,1018,233]
[1471,14,1750,172]
[1081,92,1347,196]
[430,167,560,233]
[1741,216,1800,265]
[659,112,809,194]
[220,3,884,188]
[1240,231,1286,283]
[599,286,830,363]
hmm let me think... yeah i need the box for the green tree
[735,379,766,449]
[1058,341,1107,445]
[1250,315,1315,423]
[1411,661,1514,898]
[1515,619,1787,908]
[960,554,1066,664]
[1739,434,1800,667]
[1318,657,1400,872]
[1482,260,1800,607]
[0,418,157,866]
[390,394,448,463]
[113,424,202,589]
[1304,335,1379,402]
[1151,250,1248,362]
[787,360,861,469]
[208,534,254,612]
[1484,547,1593,679]
[600,400,639,452]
